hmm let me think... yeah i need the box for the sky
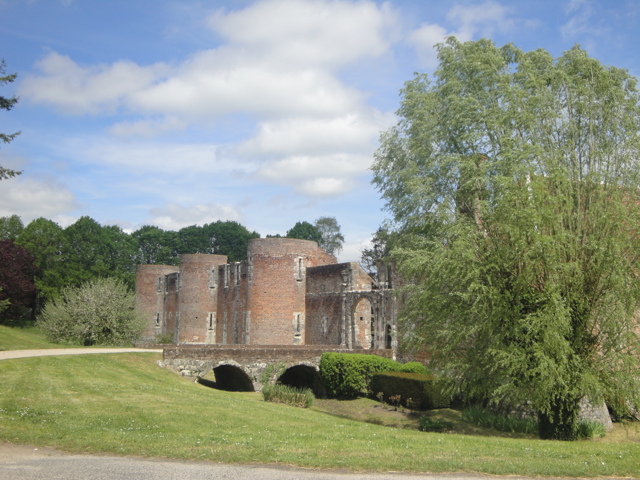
[1,0,639,262]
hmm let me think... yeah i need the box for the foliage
[286,221,322,243]
[576,420,606,439]
[15,217,67,302]
[372,38,640,440]
[462,405,538,435]
[0,215,23,240]
[418,416,454,433]
[262,383,314,408]
[0,240,37,324]
[319,352,422,398]
[62,217,136,289]
[314,216,345,256]
[372,371,449,410]
[360,227,394,275]
[37,277,145,346]
[0,59,21,180]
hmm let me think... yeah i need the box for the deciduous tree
[315,216,344,256]
[286,221,321,244]
[37,277,144,346]
[372,38,640,440]
[0,239,37,323]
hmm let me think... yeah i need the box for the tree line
[0,214,343,324]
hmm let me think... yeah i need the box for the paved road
[0,443,536,480]
[0,348,162,360]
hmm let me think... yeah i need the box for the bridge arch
[277,364,325,398]
[212,363,255,392]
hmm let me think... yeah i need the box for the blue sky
[1,0,639,261]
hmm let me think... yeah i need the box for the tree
[286,221,322,243]
[360,227,393,276]
[0,214,23,240]
[203,221,260,262]
[62,217,135,288]
[16,217,67,302]
[314,216,345,256]
[1,59,21,180]
[37,277,145,346]
[131,225,179,266]
[372,38,640,440]
[0,239,37,323]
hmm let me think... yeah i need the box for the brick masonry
[135,237,397,351]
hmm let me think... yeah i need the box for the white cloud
[408,1,517,69]
[147,203,242,230]
[0,176,79,223]
[446,1,515,37]
[207,0,395,69]
[129,52,363,120]
[19,52,168,115]
[237,113,383,157]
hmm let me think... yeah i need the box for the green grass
[262,383,314,408]
[1,352,639,477]
[0,324,65,350]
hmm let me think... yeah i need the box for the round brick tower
[247,238,336,345]
[135,264,179,342]
[177,254,228,344]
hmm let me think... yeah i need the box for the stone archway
[277,365,326,397]
[212,364,255,391]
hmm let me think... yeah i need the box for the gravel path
[0,348,162,360]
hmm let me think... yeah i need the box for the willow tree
[372,38,640,440]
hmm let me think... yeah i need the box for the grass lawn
[0,324,64,350]
[0,349,638,478]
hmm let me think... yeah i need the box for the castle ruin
[135,237,397,352]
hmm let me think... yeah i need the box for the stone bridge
[161,345,394,397]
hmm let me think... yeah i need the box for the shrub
[418,416,454,433]
[320,352,411,398]
[577,420,606,439]
[262,383,314,408]
[37,277,145,346]
[371,371,450,410]
[397,362,429,374]
[462,405,538,435]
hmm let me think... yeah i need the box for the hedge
[371,371,450,410]
[319,352,428,398]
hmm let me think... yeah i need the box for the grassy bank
[1,351,638,477]
[0,324,63,350]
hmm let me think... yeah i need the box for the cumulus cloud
[19,52,168,115]
[147,203,243,230]
[0,176,79,223]
[19,0,397,203]
[408,1,517,68]
[207,0,395,69]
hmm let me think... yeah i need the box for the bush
[319,352,424,398]
[418,416,454,432]
[371,371,450,410]
[577,420,606,439]
[262,383,314,408]
[462,405,538,435]
[37,277,145,346]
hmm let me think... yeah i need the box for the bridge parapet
[161,345,394,393]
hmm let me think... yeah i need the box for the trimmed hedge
[319,352,428,398]
[371,371,450,410]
